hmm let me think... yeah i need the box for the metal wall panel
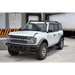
[9,10,22,29]
[28,16,39,21]
[0,9,6,29]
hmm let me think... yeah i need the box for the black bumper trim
[6,42,40,52]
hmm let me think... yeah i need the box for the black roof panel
[29,20,61,24]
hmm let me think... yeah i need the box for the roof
[29,20,61,24]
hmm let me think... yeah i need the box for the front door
[54,24,60,44]
[47,24,56,46]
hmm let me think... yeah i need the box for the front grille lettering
[9,36,28,44]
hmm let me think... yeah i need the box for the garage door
[0,13,6,29]
[9,13,21,29]
[28,16,39,21]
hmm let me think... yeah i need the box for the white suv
[6,20,64,60]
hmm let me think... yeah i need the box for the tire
[36,43,48,60]
[58,38,64,50]
[8,48,19,55]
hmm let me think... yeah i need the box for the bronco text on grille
[7,35,29,44]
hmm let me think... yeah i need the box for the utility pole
[41,13,43,21]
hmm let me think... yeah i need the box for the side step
[48,46,59,52]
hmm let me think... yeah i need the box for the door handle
[53,34,56,36]
[58,33,60,35]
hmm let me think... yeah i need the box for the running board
[48,46,59,52]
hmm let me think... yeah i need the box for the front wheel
[36,43,48,60]
[8,48,19,55]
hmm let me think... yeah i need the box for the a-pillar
[22,9,26,28]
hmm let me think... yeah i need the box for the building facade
[0,9,60,35]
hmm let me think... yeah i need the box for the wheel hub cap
[42,47,46,57]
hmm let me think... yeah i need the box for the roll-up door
[0,13,6,29]
[9,13,21,29]
[28,16,39,21]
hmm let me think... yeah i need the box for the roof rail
[29,20,59,24]
[29,20,44,22]
[55,21,59,23]
[49,20,59,23]
[29,20,46,23]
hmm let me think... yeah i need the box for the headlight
[27,37,37,44]
[7,36,10,41]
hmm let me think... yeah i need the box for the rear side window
[54,24,58,31]
[49,24,54,30]
[58,24,62,30]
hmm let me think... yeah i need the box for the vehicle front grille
[9,35,28,44]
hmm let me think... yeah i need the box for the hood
[8,31,43,37]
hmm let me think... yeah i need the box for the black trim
[54,24,59,31]
[6,42,40,52]
[38,38,48,46]
[6,38,48,52]
[58,35,64,43]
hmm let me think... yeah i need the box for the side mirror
[48,29,54,32]
[19,27,24,31]
[42,29,47,32]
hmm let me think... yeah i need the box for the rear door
[54,24,60,44]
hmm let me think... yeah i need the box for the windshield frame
[24,23,47,32]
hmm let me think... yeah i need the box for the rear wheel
[58,38,64,50]
[36,43,48,60]
[8,47,19,55]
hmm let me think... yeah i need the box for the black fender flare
[38,38,48,46]
[59,35,64,43]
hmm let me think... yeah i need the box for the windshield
[24,23,47,31]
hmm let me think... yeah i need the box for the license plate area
[11,45,25,50]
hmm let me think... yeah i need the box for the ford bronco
[6,20,64,60]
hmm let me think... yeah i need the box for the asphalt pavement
[0,36,75,62]
[0,35,7,50]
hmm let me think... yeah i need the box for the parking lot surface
[0,37,75,62]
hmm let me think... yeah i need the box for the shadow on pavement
[65,36,75,39]
[47,48,59,57]
[7,48,60,61]
[0,40,7,50]
[7,52,37,61]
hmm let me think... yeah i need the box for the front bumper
[6,42,40,52]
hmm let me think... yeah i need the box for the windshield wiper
[31,23,41,31]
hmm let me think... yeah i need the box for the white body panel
[8,31,42,37]
[35,30,63,47]
[8,22,63,47]
[50,13,75,31]
[8,30,63,47]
